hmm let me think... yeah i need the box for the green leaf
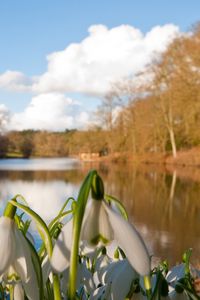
[58,197,75,215]
[9,200,53,257]
[38,210,73,258]
[26,237,44,300]
[15,194,29,206]
[69,169,97,299]
[183,248,193,276]
[105,194,128,220]
[48,210,73,232]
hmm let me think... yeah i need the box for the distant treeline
[1,24,200,159]
[0,129,108,158]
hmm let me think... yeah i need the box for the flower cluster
[0,171,199,300]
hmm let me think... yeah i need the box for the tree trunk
[169,127,177,158]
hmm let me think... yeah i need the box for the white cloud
[0,104,10,132]
[0,24,180,95]
[8,93,90,131]
[33,24,180,95]
[0,23,181,131]
[0,70,32,92]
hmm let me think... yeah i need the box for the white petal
[95,254,112,284]
[14,229,29,281]
[22,277,40,300]
[77,261,95,293]
[79,243,99,261]
[81,200,113,245]
[104,259,123,283]
[104,202,150,276]
[14,228,35,281]
[51,218,73,273]
[14,283,24,300]
[14,229,39,300]
[0,216,15,275]
[42,255,52,283]
[110,260,137,300]
[99,202,114,242]
[88,284,111,300]
[59,260,95,294]
[105,241,119,259]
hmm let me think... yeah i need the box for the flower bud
[92,174,104,200]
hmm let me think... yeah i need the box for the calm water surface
[0,158,200,266]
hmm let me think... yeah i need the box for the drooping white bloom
[82,200,150,276]
[59,260,95,295]
[165,264,192,299]
[166,264,185,288]
[103,258,138,300]
[51,217,73,272]
[81,200,113,244]
[0,216,39,300]
[0,217,15,274]
[51,199,150,277]
[93,254,112,286]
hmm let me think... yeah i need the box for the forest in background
[0,24,200,162]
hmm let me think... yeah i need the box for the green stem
[68,217,80,299]
[53,274,62,300]
[68,170,97,300]
[9,285,14,300]
[0,284,5,300]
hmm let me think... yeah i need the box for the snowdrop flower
[103,258,139,300]
[51,198,150,276]
[51,217,73,272]
[81,199,150,276]
[0,216,39,300]
[81,200,113,245]
[166,264,195,299]
[93,254,112,285]
[166,264,185,289]
[59,260,95,295]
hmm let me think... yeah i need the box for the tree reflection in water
[0,159,200,266]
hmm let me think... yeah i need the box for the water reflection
[0,157,80,170]
[0,179,79,221]
[0,159,200,266]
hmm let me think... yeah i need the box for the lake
[0,157,200,267]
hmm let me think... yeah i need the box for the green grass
[6,152,24,158]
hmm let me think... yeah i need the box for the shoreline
[2,147,200,168]
[93,147,200,168]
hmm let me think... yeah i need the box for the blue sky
[0,0,199,74]
[0,0,199,131]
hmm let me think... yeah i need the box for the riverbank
[95,147,200,167]
[3,147,200,168]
